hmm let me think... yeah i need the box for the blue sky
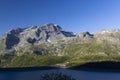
[0,0,120,37]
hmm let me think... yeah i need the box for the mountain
[0,23,75,51]
[1,23,120,68]
[0,23,120,56]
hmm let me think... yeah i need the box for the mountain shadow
[68,61,120,71]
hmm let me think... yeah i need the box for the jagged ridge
[1,23,75,50]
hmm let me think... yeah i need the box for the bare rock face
[76,32,94,38]
[1,28,24,49]
[1,23,75,50]
[94,29,120,44]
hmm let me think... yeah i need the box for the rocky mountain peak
[0,23,75,50]
[39,23,62,32]
[0,24,120,56]
[7,28,24,35]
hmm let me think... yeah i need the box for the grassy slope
[0,40,120,68]
[3,53,120,68]
[0,41,4,51]
[5,54,69,67]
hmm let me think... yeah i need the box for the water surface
[0,68,120,80]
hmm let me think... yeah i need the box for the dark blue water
[0,69,120,80]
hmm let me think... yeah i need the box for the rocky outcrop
[76,32,94,38]
[94,29,120,44]
[1,23,75,50]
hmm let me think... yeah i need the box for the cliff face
[1,23,75,50]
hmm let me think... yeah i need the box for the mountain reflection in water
[0,68,120,80]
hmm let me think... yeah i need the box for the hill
[0,23,120,68]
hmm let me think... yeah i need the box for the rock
[94,29,120,44]
[0,23,75,50]
[76,32,94,38]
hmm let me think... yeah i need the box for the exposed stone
[1,23,75,50]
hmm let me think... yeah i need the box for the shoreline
[0,66,120,72]
[1,61,120,72]
[0,66,60,72]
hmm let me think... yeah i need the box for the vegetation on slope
[0,41,4,51]
[0,53,120,68]
[5,54,69,67]
[0,54,14,67]
[0,39,120,68]
[63,40,119,55]
[66,54,120,67]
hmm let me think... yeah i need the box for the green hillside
[0,39,120,68]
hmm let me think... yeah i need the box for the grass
[6,54,69,67]
[63,40,119,55]
[0,41,4,51]
[65,53,120,67]
[1,53,120,68]
[0,40,120,68]
[0,54,15,67]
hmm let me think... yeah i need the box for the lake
[0,68,120,80]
